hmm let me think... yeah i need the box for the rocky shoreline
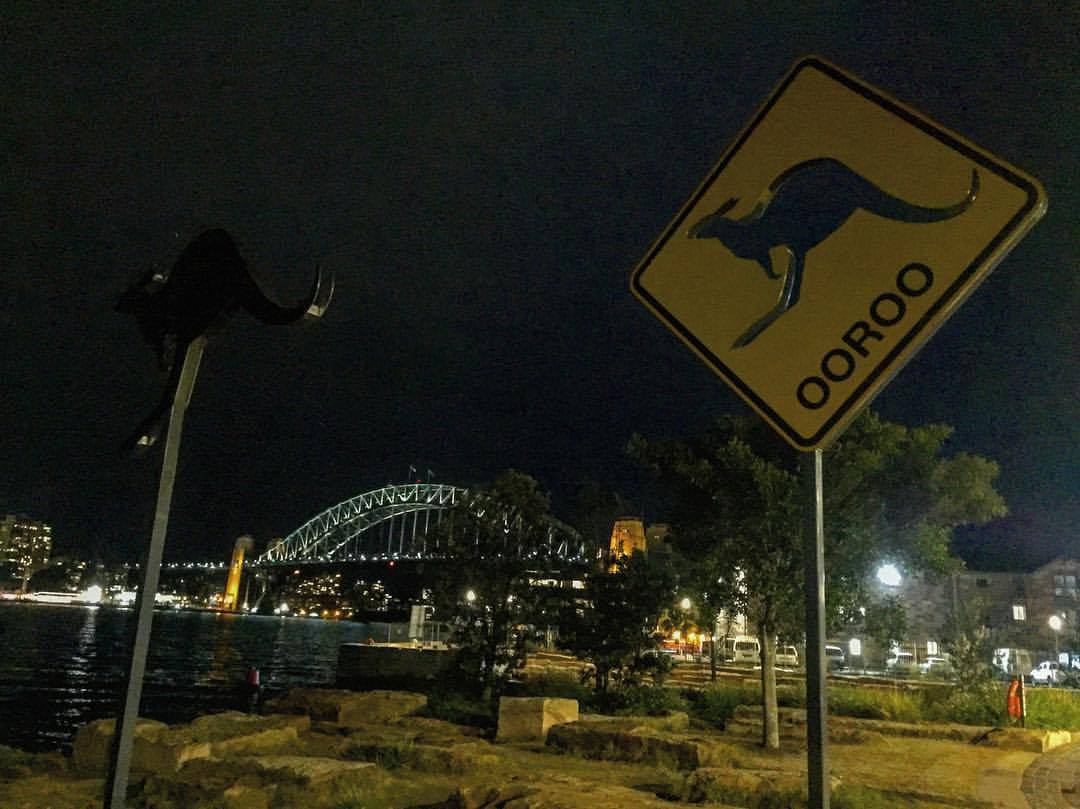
[0,688,1048,808]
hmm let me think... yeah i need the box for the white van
[731,636,761,665]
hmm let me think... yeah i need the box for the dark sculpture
[116,228,333,451]
[688,158,979,347]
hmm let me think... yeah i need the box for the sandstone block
[189,710,310,741]
[981,727,1071,752]
[337,690,428,728]
[247,755,376,785]
[133,727,212,773]
[71,717,168,776]
[223,783,272,809]
[545,720,738,770]
[210,726,299,758]
[261,688,358,721]
[496,697,578,743]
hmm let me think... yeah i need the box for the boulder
[979,727,1071,752]
[223,783,273,809]
[246,755,375,786]
[210,727,299,758]
[337,690,428,728]
[545,720,740,770]
[496,697,578,743]
[684,767,842,807]
[261,688,358,721]
[188,711,310,740]
[448,775,677,808]
[130,726,212,773]
[71,717,168,777]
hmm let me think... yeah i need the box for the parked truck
[993,647,1035,680]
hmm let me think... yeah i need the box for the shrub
[0,746,32,781]
[423,689,495,728]
[514,671,592,703]
[686,683,761,728]
[613,684,688,716]
[827,685,924,723]
[925,680,1004,726]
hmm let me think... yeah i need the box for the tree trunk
[758,623,780,750]
[708,610,718,682]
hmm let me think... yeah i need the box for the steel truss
[257,482,587,565]
[259,483,465,564]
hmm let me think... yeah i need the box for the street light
[1050,614,1064,660]
[876,564,902,587]
[680,597,692,611]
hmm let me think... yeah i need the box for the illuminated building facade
[606,518,647,570]
[0,514,53,587]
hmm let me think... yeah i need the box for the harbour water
[0,602,380,752]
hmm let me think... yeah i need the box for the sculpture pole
[104,336,206,809]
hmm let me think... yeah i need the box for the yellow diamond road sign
[631,56,1046,450]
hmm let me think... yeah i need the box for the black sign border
[631,55,1046,449]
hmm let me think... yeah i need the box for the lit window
[1012,605,1026,621]
[926,640,938,655]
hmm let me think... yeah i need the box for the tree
[863,595,909,669]
[557,549,677,693]
[428,470,562,704]
[630,409,1006,749]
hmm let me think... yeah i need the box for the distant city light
[79,585,103,604]
[876,564,902,587]
[465,589,477,603]
[680,597,692,610]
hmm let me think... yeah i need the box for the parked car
[731,637,761,665]
[1030,660,1067,686]
[775,645,799,668]
[885,651,917,676]
[918,656,953,678]
[824,644,846,671]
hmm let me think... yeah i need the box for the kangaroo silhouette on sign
[116,228,334,452]
[688,158,979,348]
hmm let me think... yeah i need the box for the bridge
[255,482,587,565]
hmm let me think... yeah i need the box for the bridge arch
[258,482,588,565]
[258,483,466,564]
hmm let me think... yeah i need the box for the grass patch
[833,783,917,808]
[1023,687,1080,730]
[0,746,33,781]
[828,685,925,723]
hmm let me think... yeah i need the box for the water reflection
[0,603,373,752]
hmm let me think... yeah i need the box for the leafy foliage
[863,595,909,666]
[630,409,1006,749]
[557,549,677,693]
[428,470,564,703]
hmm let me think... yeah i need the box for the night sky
[2,4,1076,570]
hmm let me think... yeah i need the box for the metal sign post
[104,229,332,807]
[630,56,1045,809]
[104,336,206,809]
[803,449,828,808]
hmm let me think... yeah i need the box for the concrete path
[1021,741,1080,808]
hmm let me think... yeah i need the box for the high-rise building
[0,514,53,585]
